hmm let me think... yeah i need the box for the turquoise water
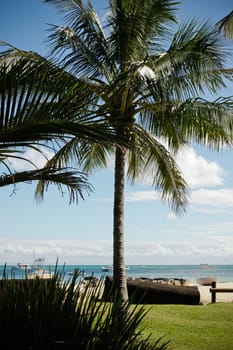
[1,264,233,283]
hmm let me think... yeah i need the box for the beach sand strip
[195,282,233,304]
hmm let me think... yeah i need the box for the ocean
[1,264,233,283]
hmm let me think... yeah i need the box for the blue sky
[1,0,233,265]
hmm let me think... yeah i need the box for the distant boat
[101,265,129,272]
[14,262,32,270]
[66,270,74,276]
[28,257,54,279]
[200,264,214,269]
[28,269,54,279]
[33,257,45,264]
[101,266,111,272]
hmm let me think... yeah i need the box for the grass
[140,303,233,350]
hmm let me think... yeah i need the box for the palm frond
[107,0,179,64]
[0,50,131,148]
[174,97,233,148]
[216,11,233,40]
[139,96,233,152]
[0,46,96,122]
[127,125,187,213]
[0,167,92,203]
[44,0,115,80]
[78,142,114,172]
[145,20,230,99]
[35,167,92,203]
[41,135,114,174]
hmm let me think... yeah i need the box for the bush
[0,269,170,349]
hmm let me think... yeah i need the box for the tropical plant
[0,268,170,349]
[2,0,233,309]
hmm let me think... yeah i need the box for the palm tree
[216,11,233,39]
[2,0,233,308]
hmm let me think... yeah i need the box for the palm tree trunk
[113,146,128,306]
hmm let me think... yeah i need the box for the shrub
[0,269,170,349]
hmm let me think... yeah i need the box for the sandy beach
[196,282,233,304]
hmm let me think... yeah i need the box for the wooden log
[197,277,218,286]
[210,288,233,293]
[103,276,200,305]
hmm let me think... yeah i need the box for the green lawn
[140,303,233,350]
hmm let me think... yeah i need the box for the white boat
[101,265,129,272]
[101,266,112,272]
[28,257,54,279]
[28,269,54,279]
[14,262,32,270]
[200,264,214,269]
[66,270,74,276]
[33,257,45,264]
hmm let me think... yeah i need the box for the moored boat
[13,262,32,270]
[101,265,129,272]
[196,277,218,286]
[28,257,54,279]
[101,266,111,272]
[200,264,214,269]
[28,269,54,279]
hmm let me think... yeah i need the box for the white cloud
[125,191,160,202]
[167,212,177,220]
[125,238,233,263]
[1,237,233,265]
[190,188,233,212]
[135,143,226,191]
[125,145,229,213]
[0,238,113,265]
[10,148,54,171]
[175,146,226,188]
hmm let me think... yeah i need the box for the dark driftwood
[103,276,200,305]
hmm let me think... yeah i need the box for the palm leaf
[0,167,92,203]
[0,48,131,147]
[44,0,115,80]
[107,0,179,64]
[139,96,233,152]
[216,11,233,40]
[145,20,230,99]
[127,125,187,213]
[40,135,114,175]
